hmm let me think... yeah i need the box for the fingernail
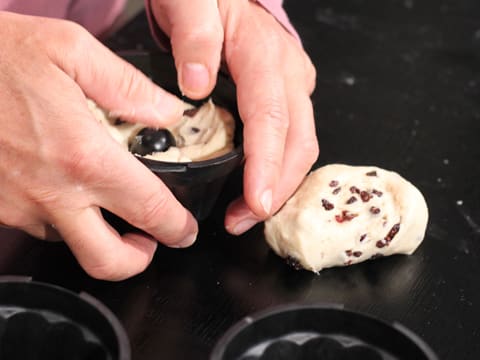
[180,62,210,96]
[172,232,197,248]
[231,218,259,235]
[260,189,272,215]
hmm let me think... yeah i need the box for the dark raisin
[183,107,199,117]
[353,251,362,257]
[285,256,303,270]
[372,189,383,197]
[329,180,339,187]
[366,170,377,176]
[370,206,381,214]
[129,128,176,156]
[360,191,372,202]
[190,127,200,134]
[321,199,334,211]
[113,118,126,126]
[359,234,367,242]
[346,196,357,204]
[345,250,353,256]
[332,187,341,195]
[350,186,361,194]
[385,223,401,242]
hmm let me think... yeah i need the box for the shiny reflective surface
[2,0,480,358]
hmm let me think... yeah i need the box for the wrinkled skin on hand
[151,0,319,235]
[0,11,198,281]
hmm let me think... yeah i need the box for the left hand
[151,0,319,233]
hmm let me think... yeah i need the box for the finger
[269,91,319,209]
[151,0,223,98]
[232,60,290,218]
[224,197,262,235]
[0,204,62,242]
[53,207,158,281]
[225,90,318,234]
[48,22,184,127]
[22,223,64,242]
[90,143,198,248]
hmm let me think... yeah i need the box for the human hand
[150,0,318,234]
[0,11,198,280]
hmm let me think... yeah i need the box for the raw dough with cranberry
[88,99,235,162]
[264,164,429,272]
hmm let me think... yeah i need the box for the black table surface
[1,0,480,358]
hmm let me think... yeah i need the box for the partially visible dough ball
[264,164,429,272]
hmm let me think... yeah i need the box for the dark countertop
[1,0,480,358]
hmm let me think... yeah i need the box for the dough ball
[88,99,235,162]
[264,164,429,272]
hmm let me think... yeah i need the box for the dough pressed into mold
[264,164,429,272]
[88,99,235,162]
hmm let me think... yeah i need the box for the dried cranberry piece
[360,191,372,202]
[346,196,357,204]
[335,210,358,223]
[353,251,362,257]
[344,260,353,266]
[372,189,383,197]
[376,240,386,248]
[350,186,360,194]
[321,199,334,210]
[370,206,381,214]
[332,187,341,195]
[329,180,339,187]
[385,223,401,242]
[183,107,200,117]
[366,170,378,176]
[345,250,353,256]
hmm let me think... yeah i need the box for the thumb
[50,23,184,127]
[151,0,224,99]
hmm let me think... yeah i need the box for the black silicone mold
[118,51,243,221]
[0,276,130,360]
[210,304,438,360]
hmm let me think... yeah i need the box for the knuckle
[176,22,223,47]
[56,20,91,55]
[133,193,169,230]
[47,20,93,77]
[261,153,283,173]
[258,100,289,131]
[119,63,146,99]
[55,144,104,183]
[83,256,122,281]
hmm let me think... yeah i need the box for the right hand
[0,11,198,281]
